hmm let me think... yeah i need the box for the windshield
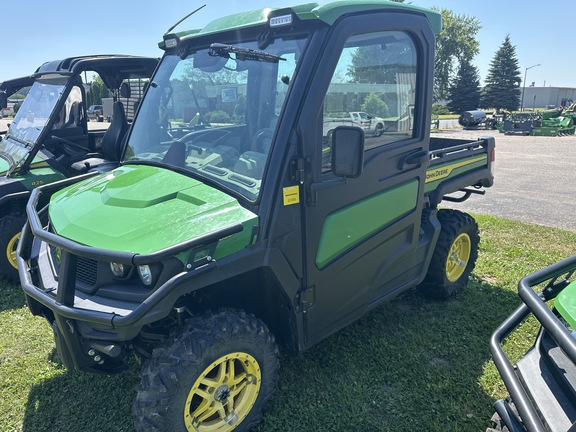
[7,77,67,146]
[125,36,306,201]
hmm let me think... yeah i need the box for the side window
[322,31,418,171]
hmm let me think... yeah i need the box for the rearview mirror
[194,50,227,72]
[0,93,7,109]
[331,126,364,178]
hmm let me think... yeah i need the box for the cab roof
[34,55,159,90]
[160,0,442,49]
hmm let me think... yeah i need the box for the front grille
[77,257,98,286]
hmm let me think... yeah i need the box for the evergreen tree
[447,60,481,114]
[481,35,522,110]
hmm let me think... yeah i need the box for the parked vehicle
[0,55,158,280]
[0,75,35,131]
[324,111,385,137]
[86,104,103,122]
[488,255,576,432]
[18,2,495,431]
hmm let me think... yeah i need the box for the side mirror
[331,126,364,178]
[0,93,7,109]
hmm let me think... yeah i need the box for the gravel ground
[434,127,576,232]
[2,117,575,231]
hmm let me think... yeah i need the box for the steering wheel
[252,128,275,153]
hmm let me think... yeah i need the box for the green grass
[1,214,575,431]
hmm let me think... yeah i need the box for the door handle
[399,150,429,169]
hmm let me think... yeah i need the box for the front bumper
[18,177,243,372]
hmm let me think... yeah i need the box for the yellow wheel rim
[184,352,261,431]
[445,233,471,283]
[6,231,21,270]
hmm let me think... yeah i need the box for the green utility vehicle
[488,255,576,432]
[18,2,495,431]
[0,56,157,280]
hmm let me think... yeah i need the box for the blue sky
[2,0,574,88]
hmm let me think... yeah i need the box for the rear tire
[133,309,279,432]
[418,209,479,298]
[0,213,27,281]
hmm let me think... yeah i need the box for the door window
[322,31,418,171]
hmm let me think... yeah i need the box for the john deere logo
[55,248,62,265]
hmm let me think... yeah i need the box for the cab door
[297,11,436,344]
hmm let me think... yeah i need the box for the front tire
[0,213,27,281]
[133,309,280,432]
[418,209,479,298]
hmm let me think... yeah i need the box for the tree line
[434,10,521,113]
[394,0,522,114]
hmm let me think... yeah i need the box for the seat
[64,101,80,128]
[70,101,128,173]
[101,101,128,161]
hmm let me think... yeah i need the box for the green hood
[49,165,258,257]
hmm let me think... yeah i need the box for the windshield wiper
[5,133,33,149]
[209,43,286,63]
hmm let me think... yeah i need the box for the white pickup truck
[324,111,385,137]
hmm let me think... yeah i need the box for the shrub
[432,104,451,115]
[361,93,389,118]
[205,110,231,124]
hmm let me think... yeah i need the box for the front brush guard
[490,254,576,432]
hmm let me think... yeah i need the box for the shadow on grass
[19,276,524,432]
[257,275,523,432]
[0,278,27,313]
[21,351,140,432]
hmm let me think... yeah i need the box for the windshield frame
[2,74,76,175]
[123,28,311,203]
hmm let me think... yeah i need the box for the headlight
[110,262,126,277]
[138,265,153,286]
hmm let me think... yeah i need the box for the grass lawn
[1,213,575,431]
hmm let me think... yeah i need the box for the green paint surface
[315,179,418,269]
[555,281,576,330]
[0,155,64,189]
[49,165,257,258]
[424,155,487,194]
[164,0,441,47]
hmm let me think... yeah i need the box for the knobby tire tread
[133,308,279,432]
[419,209,479,298]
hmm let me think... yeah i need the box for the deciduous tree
[433,8,481,102]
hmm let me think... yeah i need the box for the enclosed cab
[19,2,494,431]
